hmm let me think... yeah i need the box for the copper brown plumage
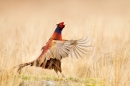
[14,22,91,77]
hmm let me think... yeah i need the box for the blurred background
[0,0,130,86]
[0,0,130,40]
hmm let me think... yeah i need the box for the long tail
[13,60,38,73]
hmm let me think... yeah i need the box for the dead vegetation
[0,0,130,86]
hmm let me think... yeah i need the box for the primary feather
[43,37,90,60]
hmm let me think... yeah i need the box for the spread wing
[39,37,91,63]
[14,37,91,73]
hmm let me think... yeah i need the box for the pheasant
[14,22,90,77]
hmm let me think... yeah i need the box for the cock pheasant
[14,22,90,77]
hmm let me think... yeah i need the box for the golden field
[0,0,130,86]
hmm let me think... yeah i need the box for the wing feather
[41,37,91,60]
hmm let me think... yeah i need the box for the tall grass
[0,1,130,86]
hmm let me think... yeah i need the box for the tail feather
[18,62,32,73]
[13,61,35,73]
[13,58,62,74]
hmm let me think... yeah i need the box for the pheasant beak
[58,22,65,28]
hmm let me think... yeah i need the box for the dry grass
[0,0,130,86]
